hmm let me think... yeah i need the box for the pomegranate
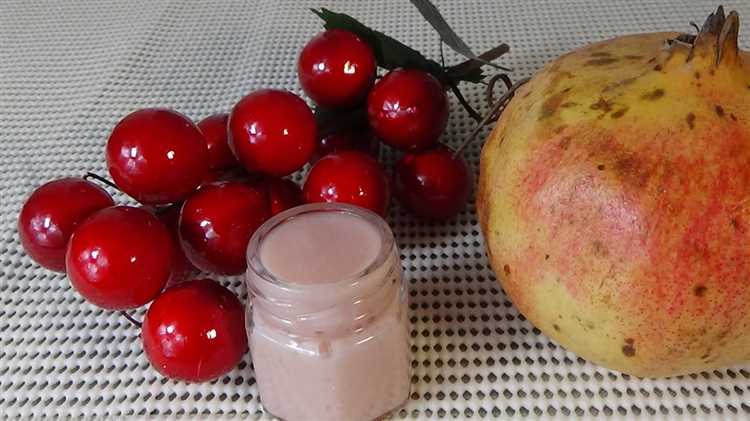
[478,8,750,377]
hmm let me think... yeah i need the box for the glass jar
[245,203,410,421]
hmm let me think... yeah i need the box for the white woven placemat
[2,0,749,418]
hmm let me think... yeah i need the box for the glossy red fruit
[66,206,173,310]
[303,150,390,216]
[197,113,238,171]
[263,178,302,216]
[18,178,115,272]
[154,203,195,287]
[394,145,472,220]
[312,128,380,163]
[367,68,449,151]
[179,181,271,275]
[142,279,247,383]
[229,89,316,177]
[106,108,209,205]
[298,29,376,109]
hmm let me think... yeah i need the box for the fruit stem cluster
[453,77,530,158]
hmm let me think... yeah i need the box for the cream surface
[259,211,381,284]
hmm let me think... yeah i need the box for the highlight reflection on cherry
[141,279,247,382]
[18,177,115,272]
[106,108,209,205]
[178,181,271,275]
[65,205,173,310]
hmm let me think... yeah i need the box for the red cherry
[394,145,472,220]
[229,89,316,177]
[367,68,449,151]
[197,113,238,171]
[312,128,380,163]
[18,178,115,272]
[106,108,209,205]
[303,150,390,216]
[298,29,377,109]
[66,206,173,310]
[154,203,195,287]
[179,181,270,275]
[142,279,247,383]
[262,178,302,216]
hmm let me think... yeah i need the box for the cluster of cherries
[17,28,471,383]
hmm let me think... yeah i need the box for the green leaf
[409,0,476,59]
[312,8,486,84]
[409,0,509,72]
[447,43,511,81]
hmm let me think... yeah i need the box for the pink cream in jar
[245,203,410,421]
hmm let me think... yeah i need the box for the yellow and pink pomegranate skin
[478,8,750,377]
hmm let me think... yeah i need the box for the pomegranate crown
[672,6,741,67]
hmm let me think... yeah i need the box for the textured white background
[2,0,750,419]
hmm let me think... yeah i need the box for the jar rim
[246,203,396,295]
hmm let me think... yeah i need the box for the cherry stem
[452,77,530,159]
[439,39,446,68]
[449,83,482,122]
[120,311,143,328]
[485,73,513,109]
[83,172,121,192]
